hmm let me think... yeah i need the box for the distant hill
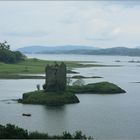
[17,45,99,54]
[17,46,140,56]
[85,47,140,56]
[136,46,140,49]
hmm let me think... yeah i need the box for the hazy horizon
[0,1,140,50]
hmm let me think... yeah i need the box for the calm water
[0,54,140,139]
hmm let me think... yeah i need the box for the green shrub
[0,124,93,139]
[0,41,26,64]
[0,124,28,139]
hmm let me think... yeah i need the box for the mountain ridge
[17,45,140,56]
[17,45,98,54]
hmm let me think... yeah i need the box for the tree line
[0,123,93,139]
[0,41,26,63]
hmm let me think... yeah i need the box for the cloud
[0,1,140,49]
[3,31,49,38]
[87,37,113,41]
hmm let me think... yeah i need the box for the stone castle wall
[43,62,66,92]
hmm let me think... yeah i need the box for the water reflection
[42,106,68,134]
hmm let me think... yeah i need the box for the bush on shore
[0,41,26,64]
[0,124,93,139]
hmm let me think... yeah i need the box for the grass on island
[68,82,126,94]
[19,90,79,106]
[72,75,102,79]
[19,82,125,106]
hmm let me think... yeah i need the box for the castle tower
[43,62,66,92]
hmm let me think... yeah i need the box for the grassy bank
[0,74,45,79]
[0,58,122,79]
[68,82,126,94]
[0,58,79,74]
[19,90,79,106]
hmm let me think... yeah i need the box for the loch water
[0,54,140,139]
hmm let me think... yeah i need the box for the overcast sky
[0,1,140,50]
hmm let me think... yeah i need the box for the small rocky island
[20,62,79,106]
[19,62,126,106]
